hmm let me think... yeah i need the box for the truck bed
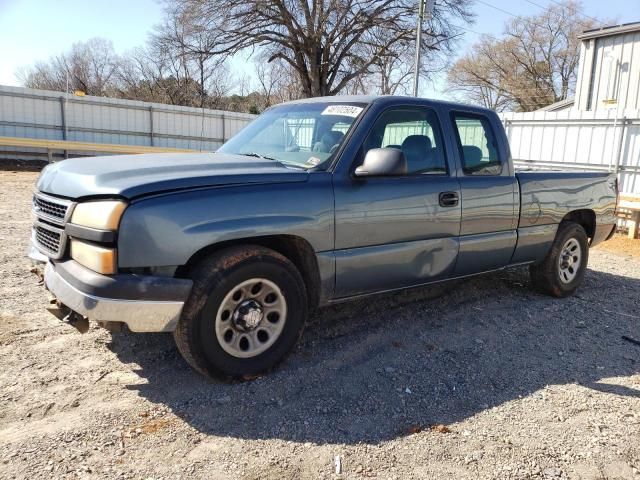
[515,170,617,244]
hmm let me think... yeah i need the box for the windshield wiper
[238,152,306,170]
[240,152,277,161]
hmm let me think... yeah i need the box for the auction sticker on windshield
[321,105,363,117]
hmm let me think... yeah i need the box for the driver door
[332,106,462,298]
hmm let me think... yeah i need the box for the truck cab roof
[280,94,497,115]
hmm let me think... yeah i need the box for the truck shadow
[108,266,640,445]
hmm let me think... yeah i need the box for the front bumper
[28,240,49,265]
[43,260,192,333]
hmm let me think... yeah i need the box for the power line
[474,0,555,29]
[520,0,605,27]
[457,24,500,41]
[475,0,522,19]
[456,24,550,47]
[450,0,574,43]
[475,0,605,33]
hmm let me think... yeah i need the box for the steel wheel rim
[558,237,582,284]
[215,278,287,359]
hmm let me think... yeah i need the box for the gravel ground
[1,170,639,480]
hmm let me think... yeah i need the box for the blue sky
[0,0,637,98]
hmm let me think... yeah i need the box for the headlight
[70,200,126,230]
[70,239,117,274]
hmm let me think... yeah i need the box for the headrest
[462,145,483,165]
[322,130,344,145]
[401,135,432,153]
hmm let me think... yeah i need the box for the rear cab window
[452,113,502,176]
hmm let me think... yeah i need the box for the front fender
[117,175,334,268]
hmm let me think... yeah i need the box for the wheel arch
[561,209,596,241]
[175,235,322,310]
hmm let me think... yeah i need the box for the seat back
[312,130,345,153]
[401,135,432,173]
[462,145,483,169]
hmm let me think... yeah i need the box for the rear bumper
[43,260,192,333]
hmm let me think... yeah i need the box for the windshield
[218,102,366,169]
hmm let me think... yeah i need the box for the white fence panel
[500,109,640,194]
[0,85,256,161]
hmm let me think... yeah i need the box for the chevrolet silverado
[29,96,618,379]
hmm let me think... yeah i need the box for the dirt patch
[128,417,175,436]
[595,233,640,258]
[1,170,639,479]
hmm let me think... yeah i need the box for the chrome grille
[32,192,72,226]
[34,225,62,255]
[32,192,73,259]
[34,196,67,222]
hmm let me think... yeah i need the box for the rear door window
[452,113,502,175]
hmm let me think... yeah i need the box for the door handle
[439,191,459,207]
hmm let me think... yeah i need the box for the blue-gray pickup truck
[30,95,618,379]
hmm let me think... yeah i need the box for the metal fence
[2,85,639,195]
[0,85,256,160]
[499,109,640,194]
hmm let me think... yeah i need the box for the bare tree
[18,0,474,110]
[17,33,235,109]
[356,6,466,95]
[162,0,472,98]
[117,47,170,103]
[254,57,304,109]
[447,0,596,111]
[447,37,516,110]
[153,4,230,108]
[18,38,122,96]
[117,32,231,108]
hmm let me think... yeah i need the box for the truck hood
[36,152,309,199]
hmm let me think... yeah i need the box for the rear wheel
[529,222,589,297]
[174,245,307,380]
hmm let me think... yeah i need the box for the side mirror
[354,148,407,177]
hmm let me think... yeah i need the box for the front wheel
[529,222,589,298]
[174,245,307,380]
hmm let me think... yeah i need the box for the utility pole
[412,0,435,97]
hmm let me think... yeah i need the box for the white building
[574,22,640,111]
[507,21,640,195]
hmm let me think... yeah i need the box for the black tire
[174,245,307,380]
[529,222,589,298]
